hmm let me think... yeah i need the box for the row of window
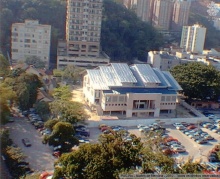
[105,104,127,107]
[161,103,176,105]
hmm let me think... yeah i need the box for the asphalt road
[5,117,55,173]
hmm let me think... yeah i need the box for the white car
[170,144,185,149]
[176,125,185,130]
[173,123,182,127]
[137,124,146,129]
[139,126,149,132]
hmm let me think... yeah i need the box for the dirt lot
[71,86,100,121]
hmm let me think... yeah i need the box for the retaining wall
[87,117,209,128]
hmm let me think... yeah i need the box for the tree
[52,86,72,101]
[53,132,143,179]
[62,65,84,85]
[0,54,10,77]
[35,101,50,120]
[0,83,16,124]
[101,0,163,62]
[44,121,79,151]
[25,56,46,69]
[49,100,88,124]
[170,62,220,101]
[0,129,13,151]
[44,118,59,131]
[15,73,42,110]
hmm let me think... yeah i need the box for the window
[161,96,165,101]
[112,96,117,102]
[172,96,176,101]
[166,96,171,101]
[119,96,124,102]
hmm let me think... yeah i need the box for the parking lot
[5,117,55,173]
[5,111,220,174]
[89,121,220,164]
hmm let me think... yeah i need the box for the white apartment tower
[180,24,206,53]
[66,0,102,57]
[172,0,191,31]
[136,0,154,23]
[11,20,51,67]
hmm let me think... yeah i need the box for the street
[5,117,55,173]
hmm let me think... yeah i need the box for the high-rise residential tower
[66,0,102,57]
[136,0,154,23]
[57,0,109,69]
[172,0,191,31]
[11,20,51,68]
[180,24,207,53]
[152,0,174,30]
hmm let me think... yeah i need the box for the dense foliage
[0,129,27,178]
[170,62,220,100]
[101,0,163,61]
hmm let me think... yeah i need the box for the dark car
[76,131,90,137]
[22,138,31,147]
[208,156,220,162]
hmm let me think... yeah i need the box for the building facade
[66,0,102,58]
[11,20,51,67]
[147,51,182,71]
[136,0,154,23]
[180,24,206,53]
[57,0,109,68]
[172,0,191,31]
[152,0,174,30]
[83,63,182,118]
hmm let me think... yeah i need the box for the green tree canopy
[0,54,10,77]
[170,62,220,100]
[101,0,164,61]
[62,65,84,85]
[44,121,78,151]
[52,85,72,101]
[25,56,46,69]
[53,132,143,179]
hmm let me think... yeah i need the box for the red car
[101,126,110,132]
[187,125,197,129]
[52,151,61,158]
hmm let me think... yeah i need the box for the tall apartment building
[172,0,191,31]
[57,0,109,69]
[152,0,174,30]
[11,20,51,68]
[123,0,137,9]
[66,0,102,57]
[180,24,207,53]
[136,0,154,23]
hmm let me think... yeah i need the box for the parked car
[137,124,146,129]
[76,131,90,137]
[187,125,197,129]
[203,135,214,140]
[22,138,31,147]
[176,125,186,130]
[52,151,61,158]
[195,138,207,144]
[139,126,150,132]
[172,147,186,153]
[166,141,181,146]
[173,123,182,127]
[170,144,185,149]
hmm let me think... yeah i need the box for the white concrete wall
[86,117,208,128]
